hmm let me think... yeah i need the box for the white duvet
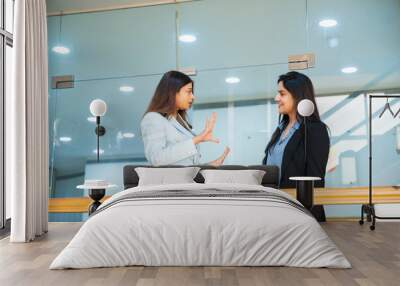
[50,183,351,269]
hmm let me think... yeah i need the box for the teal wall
[48,0,400,221]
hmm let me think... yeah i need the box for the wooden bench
[48,186,400,213]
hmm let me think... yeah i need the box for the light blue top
[140,112,200,166]
[266,121,300,179]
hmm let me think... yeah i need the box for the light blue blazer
[141,112,200,166]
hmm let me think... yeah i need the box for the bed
[50,165,351,269]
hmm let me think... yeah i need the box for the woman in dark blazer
[262,71,330,221]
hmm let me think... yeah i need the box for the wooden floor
[0,222,399,286]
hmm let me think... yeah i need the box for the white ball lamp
[297,99,315,175]
[89,99,107,162]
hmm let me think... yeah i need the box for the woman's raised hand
[193,113,219,144]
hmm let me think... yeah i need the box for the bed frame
[123,165,279,189]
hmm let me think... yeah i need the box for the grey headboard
[123,165,279,189]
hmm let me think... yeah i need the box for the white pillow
[135,167,200,186]
[200,169,266,185]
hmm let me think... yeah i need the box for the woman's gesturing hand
[209,147,230,167]
[193,113,219,144]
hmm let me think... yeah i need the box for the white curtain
[9,0,49,242]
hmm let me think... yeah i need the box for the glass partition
[1,0,14,229]
[5,0,13,33]
[191,64,287,165]
[49,74,164,197]
[176,0,307,69]
[47,0,400,221]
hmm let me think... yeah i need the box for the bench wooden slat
[48,186,400,213]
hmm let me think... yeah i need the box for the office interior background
[6,0,399,222]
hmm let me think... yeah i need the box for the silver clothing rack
[359,93,400,230]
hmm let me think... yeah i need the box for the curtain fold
[10,0,49,242]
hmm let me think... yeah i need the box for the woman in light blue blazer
[141,70,229,166]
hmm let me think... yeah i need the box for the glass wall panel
[177,0,307,70]
[306,0,400,93]
[5,0,13,33]
[1,0,13,229]
[47,0,400,221]
[48,5,177,81]
[49,74,165,190]
[305,0,400,216]
[47,16,61,79]
[48,4,177,221]
[49,73,166,221]
[5,44,12,220]
[368,96,400,186]
[191,64,287,165]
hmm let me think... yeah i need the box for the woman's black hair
[265,71,322,155]
[145,70,194,129]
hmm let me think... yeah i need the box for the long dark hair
[266,71,322,154]
[145,70,194,129]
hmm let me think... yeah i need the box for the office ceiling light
[319,19,337,28]
[93,149,104,154]
[59,137,71,142]
[225,77,240,84]
[341,66,358,74]
[119,86,135,92]
[179,34,197,43]
[87,116,96,123]
[122,132,135,138]
[318,19,337,28]
[52,46,70,54]
[53,15,70,55]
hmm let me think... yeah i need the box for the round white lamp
[297,99,315,117]
[90,99,107,117]
[89,99,107,162]
[297,99,315,177]
[293,98,319,210]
